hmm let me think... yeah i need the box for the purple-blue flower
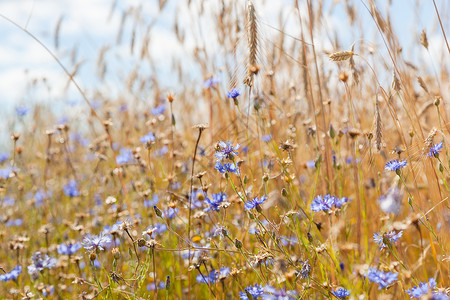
[151,104,166,116]
[0,152,9,163]
[431,292,449,300]
[240,284,264,300]
[203,77,220,89]
[373,231,403,249]
[116,148,134,165]
[226,88,240,98]
[215,161,239,174]
[332,288,351,298]
[310,195,336,212]
[244,195,267,211]
[215,141,240,161]
[406,278,437,298]
[15,106,29,116]
[204,192,227,212]
[82,232,112,251]
[63,180,80,197]
[27,252,57,280]
[385,159,407,172]
[0,266,21,282]
[151,104,166,115]
[261,134,272,142]
[378,187,402,215]
[367,267,398,289]
[140,132,155,144]
[57,242,82,255]
[427,142,443,158]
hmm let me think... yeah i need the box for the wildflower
[140,132,155,144]
[204,192,227,212]
[332,288,351,298]
[156,146,168,156]
[57,242,82,255]
[373,231,403,249]
[367,267,398,289]
[406,278,437,299]
[215,141,240,161]
[215,161,239,174]
[27,252,57,280]
[226,88,240,99]
[261,134,272,142]
[0,266,21,282]
[218,267,230,280]
[378,186,403,215]
[262,285,297,299]
[427,142,443,158]
[430,292,449,300]
[203,77,220,89]
[5,219,23,227]
[310,195,336,212]
[334,197,351,208]
[0,166,14,179]
[240,284,264,300]
[15,106,29,116]
[63,180,80,197]
[297,260,311,279]
[143,194,159,208]
[196,270,218,284]
[244,195,267,211]
[116,148,133,165]
[0,152,9,163]
[385,159,407,172]
[151,104,166,115]
[82,232,112,251]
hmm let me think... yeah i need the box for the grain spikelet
[244,1,259,88]
[375,95,382,151]
[54,16,64,50]
[392,71,401,92]
[329,51,354,62]
[417,76,429,94]
[420,30,428,49]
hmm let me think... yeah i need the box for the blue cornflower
[227,88,241,98]
[28,252,57,280]
[385,159,407,172]
[143,194,159,208]
[63,180,80,197]
[215,141,240,161]
[244,195,268,211]
[140,132,155,144]
[203,77,220,89]
[406,278,437,299]
[156,146,168,156]
[204,192,227,212]
[151,104,166,115]
[218,267,230,279]
[427,142,443,158]
[261,134,272,142]
[367,267,398,289]
[310,195,336,212]
[240,284,265,300]
[196,270,218,284]
[5,219,23,227]
[298,260,311,279]
[215,161,239,174]
[82,232,112,251]
[0,266,21,282]
[334,197,351,208]
[0,166,14,179]
[373,230,403,249]
[431,292,449,300]
[116,148,134,165]
[0,152,9,163]
[262,285,297,299]
[332,288,351,298]
[57,242,82,255]
[15,106,29,116]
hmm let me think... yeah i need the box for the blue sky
[0,0,447,121]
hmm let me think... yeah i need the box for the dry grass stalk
[329,51,354,62]
[392,71,401,92]
[244,1,259,88]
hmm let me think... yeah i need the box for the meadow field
[0,0,449,299]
